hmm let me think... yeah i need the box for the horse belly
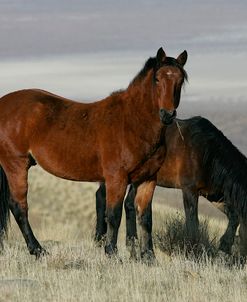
[157,171,182,189]
[157,157,201,190]
[31,146,103,182]
[157,157,184,189]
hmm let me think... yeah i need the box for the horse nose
[159,109,176,125]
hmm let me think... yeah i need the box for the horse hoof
[129,250,138,262]
[141,250,157,266]
[94,235,106,248]
[105,246,123,263]
[219,241,232,255]
[126,238,139,261]
[112,255,123,264]
[30,247,49,259]
[235,256,246,268]
[105,244,117,256]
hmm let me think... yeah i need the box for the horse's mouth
[160,109,177,125]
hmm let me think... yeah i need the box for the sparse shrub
[154,212,218,261]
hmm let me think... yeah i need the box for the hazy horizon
[0,0,247,100]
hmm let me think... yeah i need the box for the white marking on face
[166,70,173,76]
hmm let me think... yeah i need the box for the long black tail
[0,165,10,239]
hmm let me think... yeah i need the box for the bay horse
[95,116,247,258]
[0,47,188,258]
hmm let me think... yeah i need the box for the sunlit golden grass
[1,167,247,302]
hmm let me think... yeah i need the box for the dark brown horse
[0,48,188,258]
[96,116,247,258]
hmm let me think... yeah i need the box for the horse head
[154,47,188,125]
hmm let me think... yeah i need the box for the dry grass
[1,167,247,302]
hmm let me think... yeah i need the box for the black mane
[130,56,188,85]
[133,57,156,82]
[184,116,247,217]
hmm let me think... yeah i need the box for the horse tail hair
[0,165,10,240]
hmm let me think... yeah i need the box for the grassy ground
[0,167,247,302]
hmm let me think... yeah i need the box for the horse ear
[177,50,188,66]
[156,47,166,64]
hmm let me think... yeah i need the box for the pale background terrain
[0,0,247,301]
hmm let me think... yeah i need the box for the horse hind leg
[3,158,46,258]
[182,188,199,243]
[134,180,156,262]
[124,184,138,260]
[95,182,107,245]
[218,203,239,255]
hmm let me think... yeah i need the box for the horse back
[0,89,164,183]
[0,89,94,144]
[0,89,105,180]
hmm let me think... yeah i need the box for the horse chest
[129,145,166,183]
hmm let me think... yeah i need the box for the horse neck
[123,71,164,146]
[126,71,159,120]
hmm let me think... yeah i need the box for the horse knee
[9,198,28,224]
[103,177,127,255]
[105,203,123,228]
[135,181,156,215]
[134,181,155,260]
[137,205,152,232]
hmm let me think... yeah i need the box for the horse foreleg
[218,203,239,254]
[95,182,138,257]
[125,185,137,246]
[124,185,137,259]
[95,182,107,245]
[135,180,156,262]
[4,160,46,258]
[104,175,127,257]
[182,188,199,243]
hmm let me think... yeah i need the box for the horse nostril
[160,109,176,117]
[159,109,176,124]
[159,109,166,119]
[166,110,176,117]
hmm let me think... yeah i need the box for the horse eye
[155,78,159,83]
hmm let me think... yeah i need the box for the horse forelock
[157,57,188,82]
[130,56,188,86]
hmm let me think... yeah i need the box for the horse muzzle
[159,109,177,125]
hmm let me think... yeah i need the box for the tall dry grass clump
[0,167,247,302]
[154,212,218,260]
